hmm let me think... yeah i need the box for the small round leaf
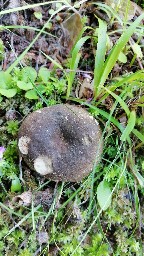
[97,180,112,211]
[11,177,21,192]
[17,81,33,91]
[0,88,17,98]
[25,89,38,99]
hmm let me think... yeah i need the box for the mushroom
[18,104,103,182]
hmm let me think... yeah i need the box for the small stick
[19,156,25,184]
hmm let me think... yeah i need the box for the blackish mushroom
[18,104,103,182]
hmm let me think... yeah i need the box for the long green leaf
[94,18,107,97]
[133,129,144,143]
[70,36,90,77]
[41,51,63,70]
[97,70,144,105]
[133,169,144,188]
[2,25,55,37]
[66,36,90,98]
[99,13,144,87]
[107,70,144,92]
[87,104,124,132]
[104,87,130,116]
[121,110,136,141]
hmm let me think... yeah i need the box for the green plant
[93,6,143,93]
[0,66,67,100]
[6,120,19,136]
[84,233,109,256]
[0,39,4,62]
[18,249,32,256]
[11,177,21,192]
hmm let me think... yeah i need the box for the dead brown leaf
[76,77,93,99]
[10,187,54,209]
[12,190,32,207]
[61,13,83,51]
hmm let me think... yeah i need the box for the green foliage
[25,89,38,99]
[19,249,32,256]
[0,66,66,100]
[93,13,144,98]
[115,232,140,255]
[0,241,5,253]
[131,42,143,58]
[6,120,19,136]
[0,210,26,254]
[21,66,37,83]
[118,51,127,63]
[0,141,19,181]
[0,88,17,98]
[55,228,85,256]
[0,160,16,177]
[11,177,21,192]
[17,81,33,91]
[34,11,42,20]
[105,165,126,187]
[38,67,51,83]
[97,180,112,210]
[94,18,107,96]
[3,140,18,161]
[84,233,109,255]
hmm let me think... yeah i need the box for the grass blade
[1,25,56,37]
[88,104,124,132]
[41,51,64,70]
[99,13,144,87]
[94,18,107,97]
[66,36,90,98]
[104,87,130,116]
[108,70,144,92]
[4,205,41,238]
[0,1,66,15]
[121,110,136,141]
[133,129,144,143]
[133,169,144,188]
[96,70,144,105]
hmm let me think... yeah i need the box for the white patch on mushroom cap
[34,156,53,175]
[18,136,31,155]
[82,135,91,146]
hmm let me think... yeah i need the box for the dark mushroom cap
[18,104,103,182]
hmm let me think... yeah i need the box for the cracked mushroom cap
[18,104,103,182]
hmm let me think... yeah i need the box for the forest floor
[0,1,144,255]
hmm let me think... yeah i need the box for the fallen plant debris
[10,187,54,209]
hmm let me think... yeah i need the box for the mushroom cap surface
[18,104,103,182]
